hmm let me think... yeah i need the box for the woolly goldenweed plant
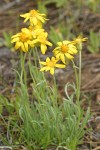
[10,9,90,150]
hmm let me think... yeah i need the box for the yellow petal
[51,57,56,61]
[15,42,22,49]
[21,28,30,34]
[57,42,62,46]
[40,67,47,71]
[50,68,54,75]
[32,39,39,44]
[65,53,74,59]
[56,53,61,59]
[30,17,37,25]
[24,42,28,52]
[27,41,33,47]
[40,14,46,16]
[60,54,65,64]
[55,64,66,68]
[24,17,29,22]
[53,50,59,55]
[41,44,47,54]
[68,48,77,54]
[40,61,46,65]
[68,44,77,49]
[37,16,45,22]
[45,67,50,71]
[63,41,70,45]
[82,37,88,41]
[11,37,19,43]
[46,41,52,46]
[46,57,50,62]
[20,13,29,18]
[21,43,25,52]
[11,33,20,38]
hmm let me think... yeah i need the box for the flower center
[47,61,55,68]
[30,10,37,17]
[61,44,68,53]
[20,33,29,42]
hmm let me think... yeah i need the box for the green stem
[20,51,27,85]
[72,49,82,103]
[53,76,58,106]
[72,60,79,101]
[78,50,82,100]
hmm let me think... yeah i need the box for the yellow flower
[53,41,78,64]
[20,9,47,26]
[34,32,52,54]
[29,26,52,54]
[29,20,43,30]
[40,57,65,75]
[29,26,44,38]
[11,28,34,52]
[72,36,88,45]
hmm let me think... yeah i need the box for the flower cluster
[11,9,52,54]
[11,9,87,75]
[40,35,87,75]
